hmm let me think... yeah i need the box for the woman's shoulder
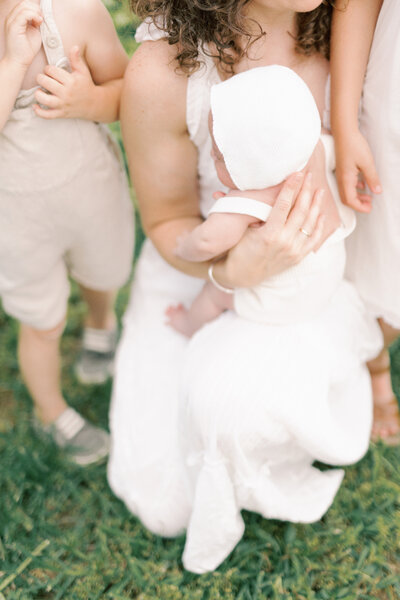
[123,41,188,132]
[128,38,182,78]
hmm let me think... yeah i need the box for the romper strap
[39,0,69,69]
[208,196,273,222]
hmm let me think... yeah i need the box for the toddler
[0,0,134,464]
[166,65,352,336]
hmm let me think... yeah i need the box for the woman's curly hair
[131,1,333,74]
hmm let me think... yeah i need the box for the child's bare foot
[165,304,198,338]
[368,352,400,445]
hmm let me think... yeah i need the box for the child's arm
[34,0,128,123]
[0,1,42,131]
[331,0,383,212]
[175,211,257,262]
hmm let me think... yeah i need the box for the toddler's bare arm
[175,212,257,262]
[0,1,42,131]
[35,0,128,122]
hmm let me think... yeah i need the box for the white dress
[108,22,383,574]
[346,0,400,328]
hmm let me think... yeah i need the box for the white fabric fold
[208,196,273,221]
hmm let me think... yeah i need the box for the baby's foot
[165,304,198,338]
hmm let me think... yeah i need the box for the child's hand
[4,0,43,70]
[335,128,381,213]
[34,46,95,120]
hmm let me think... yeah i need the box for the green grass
[1,2,400,598]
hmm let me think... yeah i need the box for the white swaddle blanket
[209,66,355,324]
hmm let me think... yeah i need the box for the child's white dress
[346,0,400,328]
[108,22,383,574]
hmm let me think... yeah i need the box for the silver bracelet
[208,264,234,294]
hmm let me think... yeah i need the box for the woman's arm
[122,41,208,278]
[123,41,326,286]
[331,0,383,210]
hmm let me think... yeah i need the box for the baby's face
[209,113,236,189]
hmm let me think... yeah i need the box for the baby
[166,65,353,336]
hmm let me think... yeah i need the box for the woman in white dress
[108,0,382,573]
[332,0,400,442]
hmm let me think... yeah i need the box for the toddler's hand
[335,128,381,213]
[34,46,95,120]
[4,0,42,70]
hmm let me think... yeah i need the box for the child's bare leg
[19,319,110,464]
[166,282,233,338]
[368,319,400,442]
[76,285,118,384]
[79,285,116,330]
[18,321,67,424]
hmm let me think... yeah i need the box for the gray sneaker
[75,327,118,385]
[33,407,110,466]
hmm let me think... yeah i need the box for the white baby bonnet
[210,65,321,190]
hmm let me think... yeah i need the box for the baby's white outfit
[346,0,400,328]
[108,21,382,574]
[0,0,134,330]
[209,135,355,324]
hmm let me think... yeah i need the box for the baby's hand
[4,0,43,70]
[335,128,381,213]
[34,46,95,120]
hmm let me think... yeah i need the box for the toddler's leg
[19,320,110,465]
[368,319,400,443]
[166,282,233,338]
[19,321,67,424]
[79,285,116,330]
[75,285,118,385]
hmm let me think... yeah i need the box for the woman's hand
[213,172,326,288]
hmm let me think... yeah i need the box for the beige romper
[0,0,134,330]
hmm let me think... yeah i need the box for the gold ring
[300,228,311,237]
